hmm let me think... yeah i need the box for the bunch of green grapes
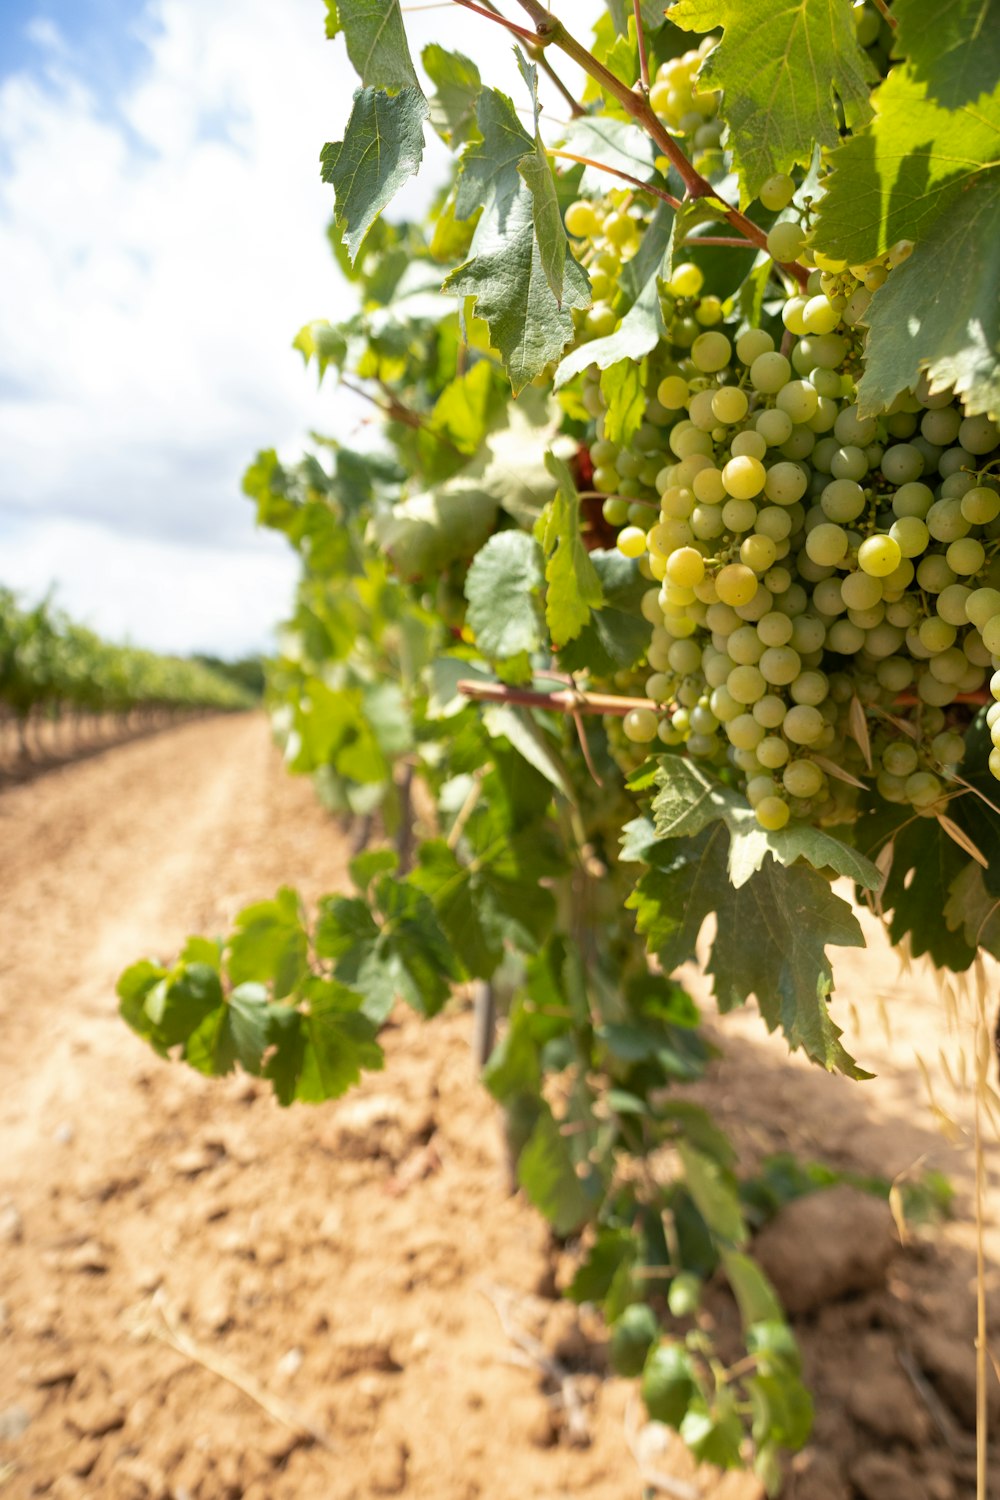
[648,39,722,175]
[577,260,1000,832]
[565,191,649,342]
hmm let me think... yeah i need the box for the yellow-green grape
[716,564,759,608]
[961,487,1000,525]
[946,537,985,575]
[624,707,659,743]
[586,303,618,337]
[736,328,774,364]
[782,296,809,335]
[889,516,930,557]
[766,220,805,262]
[858,535,902,577]
[764,462,808,505]
[759,172,795,211]
[564,200,601,239]
[695,295,724,326]
[604,211,636,249]
[691,331,732,372]
[989,748,1000,780]
[783,759,824,797]
[783,704,824,744]
[617,526,647,559]
[658,374,690,410]
[776,380,820,424]
[982,615,1000,655]
[966,588,1000,631]
[670,261,704,297]
[756,795,791,830]
[666,547,706,587]
[906,770,943,808]
[805,522,849,566]
[802,295,841,335]
[711,386,748,426]
[750,351,791,394]
[722,455,767,499]
[741,533,778,572]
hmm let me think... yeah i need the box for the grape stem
[633,0,651,93]
[458,679,663,716]
[546,149,681,209]
[507,0,810,288]
[870,0,898,28]
[451,0,540,44]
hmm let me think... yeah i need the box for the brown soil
[0,715,996,1500]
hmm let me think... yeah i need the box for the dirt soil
[0,715,997,1500]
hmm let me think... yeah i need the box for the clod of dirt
[850,1450,930,1500]
[915,1324,1000,1430]
[329,1332,403,1378]
[0,1202,23,1243]
[369,1432,409,1494]
[62,1237,111,1274]
[844,1337,931,1445]
[33,1357,79,1387]
[540,1300,596,1367]
[64,1397,126,1437]
[783,1447,849,1500]
[323,1093,434,1165]
[752,1185,897,1315]
[0,1404,31,1440]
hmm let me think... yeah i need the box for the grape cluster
[580,261,1000,831]
[648,39,722,175]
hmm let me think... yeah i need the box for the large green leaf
[855,803,978,970]
[559,549,651,675]
[892,0,1000,110]
[855,176,1000,421]
[374,481,499,580]
[669,0,873,202]
[536,453,603,646]
[517,1104,597,1235]
[410,836,555,977]
[625,823,868,1075]
[447,183,591,393]
[557,117,657,195]
[184,983,271,1079]
[226,886,308,999]
[322,88,428,263]
[679,1143,748,1246]
[422,44,481,146]
[264,981,384,1105]
[326,0,420,90]
[651,758,881,890]
[316,879,460,1019]
[454,86,533,222]
[600,361,646,447]
[554,231,668,387]
[464,530,545,659]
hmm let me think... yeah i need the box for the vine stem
[870,0,898,27]
[633,0,650,93]
[546,149,681,209]
[451,0,540,44]
[509,0,810,289]
[458,679,657,716]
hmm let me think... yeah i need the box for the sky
[0,0,600,658]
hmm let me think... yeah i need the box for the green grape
[736,328,774,364]
[728,712,766,748]
[727,625,765,664]
[960,414,1000,454]
[926,498,970,543]
[671,261,704,297]
[906,770,943,807]
[783,759,824,796]
[741,533,778,572]
[756,408,794,447]
[666,547,706,586]
[759,172,795,211]
[931,731,966,766]
[834,405,877,446]
[731,430,768,460]
[757,735,790,768]
[747,773,780,806]
[624,707,659,742]
[757,611,794,647]
[617,526,647,559]
[840,570,882,610]
[802,294,841,334]
[723,455,767,499]
[756,795,791,829]
[712,386,749,425]
[691,331,732,372]
[966,587,1000,630]
[765,462,808,505]
[982,615,1000,655]
[830,445,868,482]
[892,481,934,519]
[602,496,630,525]
[821,479,866,523]
[827,618,866,653]
[790,668,829,704]
[806,523,849,566]
[888,515,930,558]
[920,406,962,446]
[658,375,690,409]
[728,664,767,704]
[916,553,957,593]
[858,535,902,577]
[760,645,801,685]
[946,537,985,575]
[766,221,805,262]
[937,584,973,626]
[750,352,791,394]
[722,497,759,532]
[565,199,602,238]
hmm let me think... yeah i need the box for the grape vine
[119,0,1000,1488]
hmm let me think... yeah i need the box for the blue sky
[0,1,599,656]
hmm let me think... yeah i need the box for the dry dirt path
[0,717,995,1500]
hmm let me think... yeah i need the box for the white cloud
[0,0,600,655]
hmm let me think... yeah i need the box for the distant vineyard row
[0,589,256,745]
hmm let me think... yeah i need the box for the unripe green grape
[760,645,801,684]
[731,746,759,772]
[766,220,805,262]
[827,618,866,653]
[624,707,659,742]
[741,533,778,572]
[883,741,918,777]
[813,576,847,616]
[858,535,902,577]
[666,547,706,587]
[840,570,882,611]
[645,672,672,700]
[735,585,774,622]
[657,375,690,409]
[989,747,1000,781]
[728,664,767,704]
[731,430,768,460]
[946,537,986,575]
[764,461,808,505]
[691,504,725,539]
[892,481,934,519]
[939,445,975,479]
[641,587,664,624]
[750,351,791,394]
[670,424,714,460]
[710,685,742,722]
[880,444,923,485]
[821,478,866,523]
[918,616,957,653]
[712,386,749,425]
[691,331,732,372]
[959,413,1000,454]
[790,668,829,704]
[921,406,962,446]
[691,466,726,505]
[926,498,970,543]
[965,587,1000,630]
[878,771,908,802]
[727,712,765,749]
[755,506,793,543]
[722,497,759,532]
[727,625,765,664]
[807,332,850,369]
[757,610,794,648]
[747,773,780,806]
[586,303,619,337]
[928,646,968,684]
[806,522,849,566]
[834,405,877,446]
[764,565,793,594]
[751,694,785,728]
[916,553,957,593]
[670,261,704,297]
[756,795,791,829]
[942,470,978,500]
[906,770,943,807]
[756,408,794,447]
[843,286,872,325]
[848,602,884,630]
[564,199,602,238]
[931,731,966,766]
[602,497,630,526]
[616,451,645,479]
[736,328,774,364]
[759,172,795,211]
[689,704,719,734]
[783,758,824,795]
[982,615,1000,655]
[695,294,724,326]
[782,704,824,744]
[756,735,790,769]
[965,632,992,666]
[830,445,868,482]
[888,515,929,558]
[936,583,972,626]
[660,486,696,519]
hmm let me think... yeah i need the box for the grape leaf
[679,1143,748,1245]
[536,453,604,645]
[464,530,545,658]
[517,1103,598,1235]
[185,982,271,1079]
[558,549,651,674]
[325,0,420,91]
[518,147,568,307]
[265,981,384,1106]
[854,176,1000,421]
[669,0,873,203]
[626,824,868,1075]
[315,879,460,1019]
[322,88,428,263]
[446,182,591,393]
[855,803,978,970]
[454,85,534,222]
[422,44,482,146]
[557,116,657,195]
[410,835,555,977]
[601,360,646,447]
[892,0,1000,110]
[944,862,1000,959]
[374,481,499,580]
[651,758,881,889]
[226,886,308,999]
